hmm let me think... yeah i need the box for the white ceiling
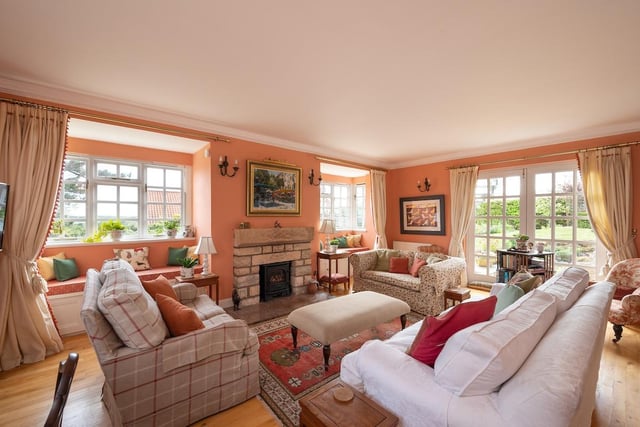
[1,1,640,169]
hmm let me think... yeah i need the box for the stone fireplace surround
[233,227,314,306]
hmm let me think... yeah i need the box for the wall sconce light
[219,155,239,177]
[308,168,322,186]
[417,177,431,192]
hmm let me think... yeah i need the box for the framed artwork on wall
[399,195,445,235]
[247,160,302,216]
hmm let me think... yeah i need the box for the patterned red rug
[254,314,418,426]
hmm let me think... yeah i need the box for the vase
[167,229,178,238]
[516,240,528,251]
[110,230,123,241]
[180,266,194,279]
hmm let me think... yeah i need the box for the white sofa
[341,267,615,427]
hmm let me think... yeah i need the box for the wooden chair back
[44,352,79,427]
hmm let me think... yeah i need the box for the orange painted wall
[206,140,323,299]
[386,131,640,256]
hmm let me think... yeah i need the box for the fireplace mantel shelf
[233,226,314,247]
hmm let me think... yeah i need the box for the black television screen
[0,182,8,251]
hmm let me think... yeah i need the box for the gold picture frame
[247,160,302,216]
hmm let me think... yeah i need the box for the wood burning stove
[259,261,292,301]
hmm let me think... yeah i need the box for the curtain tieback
[2,251,48,294]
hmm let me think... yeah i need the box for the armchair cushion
[156,294,205,336]
[142,274,178,301]
[389,257,410,274]
[98,266,168,349]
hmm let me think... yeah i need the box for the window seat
[46,265,203,296]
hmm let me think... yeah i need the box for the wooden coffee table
[299,378,398,426]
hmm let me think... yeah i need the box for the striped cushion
[98,266,168,349]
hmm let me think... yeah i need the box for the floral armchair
[605,258,640,342]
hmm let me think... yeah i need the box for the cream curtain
[447,166,478,286]
[577,147,637,274]
[0,101,66,371]
[370,169,388,249]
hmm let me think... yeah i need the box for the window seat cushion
[46,265,202,295]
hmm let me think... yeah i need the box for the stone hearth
[233,227,314,306]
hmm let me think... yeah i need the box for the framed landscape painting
[400,195,445,235]
[247,160,302,216]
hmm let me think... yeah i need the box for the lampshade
[195,236,217,255]
[319,219,336,234]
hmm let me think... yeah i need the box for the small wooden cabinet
[496,249,554,282]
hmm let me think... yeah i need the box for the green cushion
[494,284,525,315]
[337,236,349,248]
[53,258,79,281]
[515,276,539,294]
[167,247,188,266]
[375,249,400,271]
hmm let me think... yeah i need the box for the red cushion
[389,257,410,274]
[142,275,178,301]
[408,296,497,367]
[410,259,427,277]
[156,294,205,337]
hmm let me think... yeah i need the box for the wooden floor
[0,308,638,426]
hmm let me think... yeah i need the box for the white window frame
[319,182,366,231]
[49,154,189,243]
[466,160,605,282]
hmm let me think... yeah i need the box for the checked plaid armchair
[81,260,259,426]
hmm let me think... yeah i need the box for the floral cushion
[113,247,151,271]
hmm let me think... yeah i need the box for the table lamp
[319,219,336,252]
[195,236,217,276]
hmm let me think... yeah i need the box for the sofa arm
[173,282,198,303]
[162,314,252,372]
[350,250,379,277]
[418,257,466,293]
[621,291,640,313]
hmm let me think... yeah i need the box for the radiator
[392,241,429,251]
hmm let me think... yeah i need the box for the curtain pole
[450,140,640,169]
[0,96,229,144]
[314,156,387,172]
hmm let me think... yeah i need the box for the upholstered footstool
[287,291,411,370]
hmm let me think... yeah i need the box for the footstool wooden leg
[291,325,298,348]
[400,314,407,330]
[323,344,330,371]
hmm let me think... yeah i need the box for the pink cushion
[408,296,497,366]
[410,259,427,277]
[389,257,410,274]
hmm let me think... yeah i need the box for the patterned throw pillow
[113,247,151,271]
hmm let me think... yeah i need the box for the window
[468,161,603,282]
[50,155,187,242]
[320,182,366,230]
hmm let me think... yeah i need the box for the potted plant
[178,256,198,279]
[328,238,340,253]
[164,216,181,238]
[100,219,126,241]
[516,234,529,251]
